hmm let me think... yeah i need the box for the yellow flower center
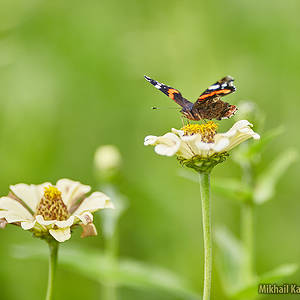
[181,121,218,143]
[35,186,69,221]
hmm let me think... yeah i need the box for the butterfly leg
[180,116,185,127]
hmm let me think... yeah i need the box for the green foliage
[1,1,300,299]
[13,244,201,300]
[215,227,298,299]
[180,123,299,300]
[215,227,245,295]
[254,149,298,204]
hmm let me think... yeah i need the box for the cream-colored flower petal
[224,130,260,152]
[212,138,230,152]
[74,211,93,225]
[171,128,185,137]
[181,134,203,156]
[0,196,34,223]
[55,216,75,228]
[9,182,51,212]
[144,135,159,146]
[177,143,194,159]
[56,179,91,209]
[21,220,36,230]
[73,192,112,216]
[214,120,260,152]
[49,227,71,242]
[145,132,181,157]
[35,215,56,226]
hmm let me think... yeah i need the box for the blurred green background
[0,0,299,299]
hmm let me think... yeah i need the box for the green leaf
[212,177,252,203]
[231,264,298,299]
[215,227,245,295]
[179,170,251,203]
[232,126,284,167]
[246,126,285,158]
[215,228,298,299]
[254,149,298,204]
[13,244,201,300]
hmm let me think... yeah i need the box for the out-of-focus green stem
[102,230,118,300]
[45,240,59,300]
[199,172,212,300]
[241,162,254,284]
[241,202,254,283]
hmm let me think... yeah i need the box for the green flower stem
[199,172,212,300]
[241,202,254,283]
[46,240,59,300]
[103,232,118,300]
[241,162,255,283]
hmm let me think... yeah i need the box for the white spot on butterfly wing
[154,83,162,89]
[208,84,220,90]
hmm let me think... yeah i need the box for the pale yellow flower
[0,179,113,242]
[144,120,260,159]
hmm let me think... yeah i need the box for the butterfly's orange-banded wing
[194,76,236,105]
[144,75,193,109]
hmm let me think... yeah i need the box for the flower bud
[94,145,122,181]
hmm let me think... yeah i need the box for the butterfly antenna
[151,106,181,110]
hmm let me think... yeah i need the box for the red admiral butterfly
[144,75,237,121]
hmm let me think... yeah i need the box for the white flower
[144,120,260,160]
[0,179,114,242]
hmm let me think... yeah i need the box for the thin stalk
[241,202,254,283]
[45,240,59,300]
[199,172,212,300]
[241,162,254,283]
[102,230,118,300]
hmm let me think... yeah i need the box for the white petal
[145,132,181,156]
[21,220,36,230]
[231,120,253,130]
[73,192,112,216]
[215,120,260,152]
[253,133,260,140]
[55,216,75,228]
[9,182,51,212]
[74,211,93,225]
[36,215,56,226]
[49,227,71,242]
[195,141,211,151]
[0,196,33,223]
[156,133,181,156]
[171,128,185,137]
[56,179,91,209]
[213,138,230,152]
[144,135,158,146]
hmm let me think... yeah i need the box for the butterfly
[144,75,237,121]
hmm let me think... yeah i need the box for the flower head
[94,145,122,172]
[0,179,114,242]
[144,120,260,172]
[94,145,122,181]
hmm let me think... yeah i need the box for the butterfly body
[144,75,237,121]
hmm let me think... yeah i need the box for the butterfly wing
[194,76,236,104]
[192,76,237,120]
[144,75,193,109]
